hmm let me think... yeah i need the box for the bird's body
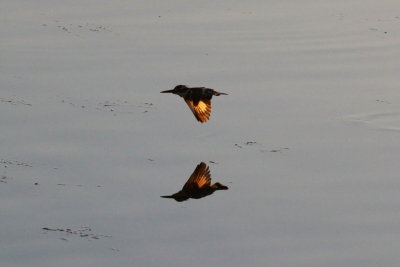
[161,85,227,123]
[161,162,228,202]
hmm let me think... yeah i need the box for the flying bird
[161,85,227,123]
[161,162,228,202]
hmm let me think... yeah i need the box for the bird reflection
[161,162,228,202]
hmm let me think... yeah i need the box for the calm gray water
[2,1,400,266]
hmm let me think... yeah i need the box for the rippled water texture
[2,1,400,266]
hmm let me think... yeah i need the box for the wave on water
[343,112,400,132]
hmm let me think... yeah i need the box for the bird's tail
[213,182,228,190]
[214,91,228,96]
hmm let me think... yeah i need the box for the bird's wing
[183,162,211,191]
[184,99,212,123]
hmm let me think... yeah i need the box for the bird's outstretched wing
[185,99,212,123]
[183,162,211,191]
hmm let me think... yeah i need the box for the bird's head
[161,194,189,202]
[160,85,188,94]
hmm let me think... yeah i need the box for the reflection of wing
[183,162,211,191]
[185,99,212,123]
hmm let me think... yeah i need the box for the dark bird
[161,85,227,123]
[161,162,228,202]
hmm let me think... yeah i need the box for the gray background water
[2,1,400,266]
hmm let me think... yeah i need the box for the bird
[161,162,228,202]
[160,85,227,123]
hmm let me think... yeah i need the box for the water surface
[2,1,400,266]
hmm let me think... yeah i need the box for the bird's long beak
[161,195,174,198]
[160,89,174,93]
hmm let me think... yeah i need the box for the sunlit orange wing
[185,99,212,123]
[183,162,211,191]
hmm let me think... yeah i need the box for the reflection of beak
[160,89,174,93]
